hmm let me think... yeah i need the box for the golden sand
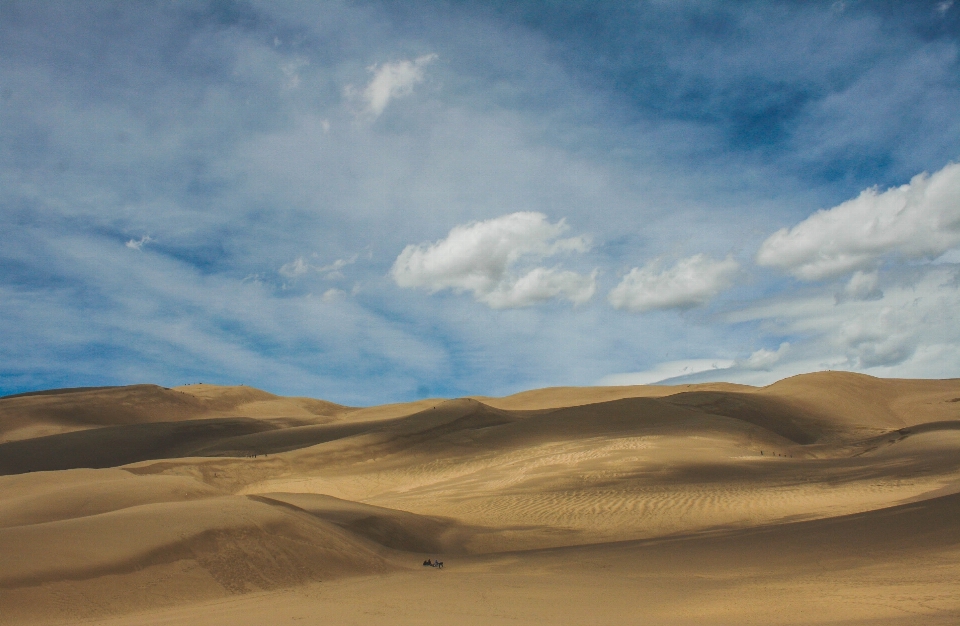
[2,372,959,624]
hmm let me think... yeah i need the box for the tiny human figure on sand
[422,559,443,568]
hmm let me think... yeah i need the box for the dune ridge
[0,384,349,444]
[2,371,959,624]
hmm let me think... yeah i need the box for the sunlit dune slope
[0,491,392,590]
[761,371,960,430]
[0,468,219,528]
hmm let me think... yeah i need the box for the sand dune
[2,372,959,624]
[0,384,348,444]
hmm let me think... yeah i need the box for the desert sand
[2,372,960,625]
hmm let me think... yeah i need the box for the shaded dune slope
[251,493,479,554]
[0,494,392,591]
[0,384,349,443]
[0,418,279,475]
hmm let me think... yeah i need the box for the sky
[2,0,959,405]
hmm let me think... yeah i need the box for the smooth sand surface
[2,372,959,624]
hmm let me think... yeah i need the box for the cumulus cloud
[481,267,597,308]
[346,54,437,118]
[757,162,960,280]
[839,307,919,368]
[390,212,595,308]
[608,254,739,313]
[738,342,790,370]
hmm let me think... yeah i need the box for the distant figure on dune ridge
[422,558,443,568]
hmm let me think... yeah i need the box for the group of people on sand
[422,558,443,569]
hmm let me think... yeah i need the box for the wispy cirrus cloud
[279,255,358,280]
[391,212,595,308]
[597,342,790,387]
[346,54,438,118]
[125,236,153,251]
[597,359,735,386]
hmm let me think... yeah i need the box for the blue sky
[2,0,959,404]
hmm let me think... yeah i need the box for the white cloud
[608,254,739,313]
[318,256,358,279]
[346,54,437,118]
[321,288,345,302]
[757,162,960,280]
[836,270,882,303]
[279,255,357,279]
[125,235,153,250]
[481,267,597,309]
[390,212,595,308]
[839,307,918,368]
[729,266,960,374]
[598,342,789,387]
[738,342,790,370]
[279,256,310,278]
[598,359,735,386]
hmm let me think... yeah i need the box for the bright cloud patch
[839,307,919,368]
[279,255,357,280]
[598,359,736,386]
[836,270,883,303]
[729,266,960,375]
[608,254,739,313]
[347,54,437,118]
[279,256,310,278]
[737,342,790,370]
[757,162,960,280]
[125,235,153,251]
[391,212,595,308]
[599,342,790,387]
